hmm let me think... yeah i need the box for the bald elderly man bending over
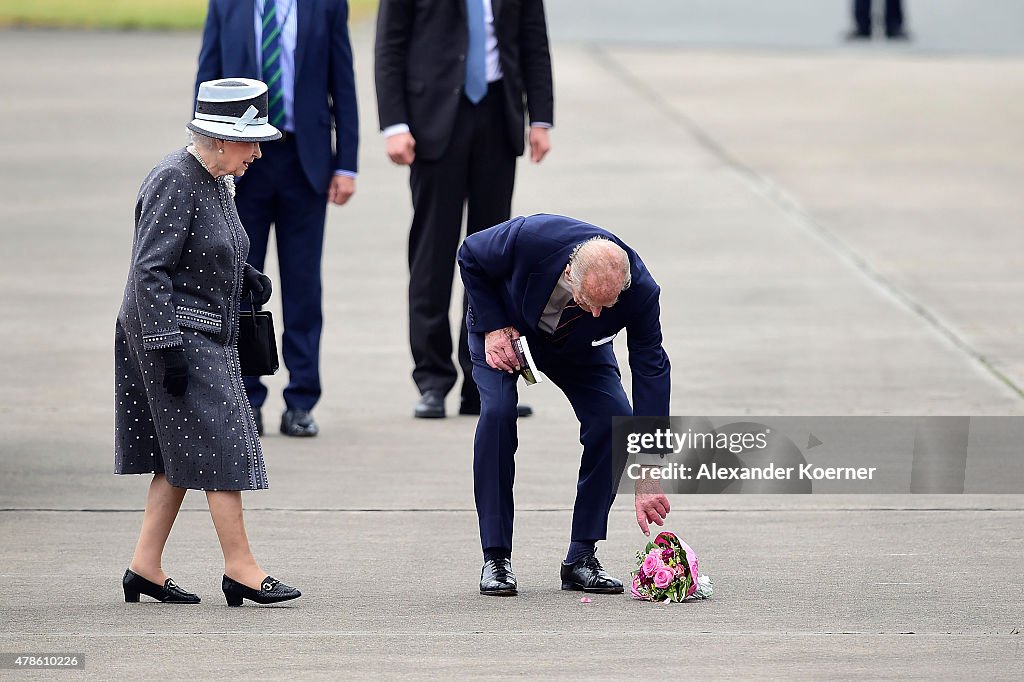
[458,214,672,596]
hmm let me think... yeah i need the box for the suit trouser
[469,332,633,551]
[854,0,904,34]
[235,135,327,411]
[408,85,516,400]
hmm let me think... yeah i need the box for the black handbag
[238,295,279,376]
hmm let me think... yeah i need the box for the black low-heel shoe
[122,569,201,603]
[222,575,301,606]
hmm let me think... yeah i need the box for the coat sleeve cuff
[142,330,183,351]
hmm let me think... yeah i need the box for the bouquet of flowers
[631,531,713,603]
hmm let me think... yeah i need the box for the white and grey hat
[188,78,282,143]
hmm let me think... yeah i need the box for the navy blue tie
[261,1,286,127]
[464,0,487,104]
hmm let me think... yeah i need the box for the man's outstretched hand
[635,475,670,536]
[484,326,522,373]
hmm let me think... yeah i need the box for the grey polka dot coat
[114,149,268,491]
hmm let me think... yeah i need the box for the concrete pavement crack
[589,45,1024,402]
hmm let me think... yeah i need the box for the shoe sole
[225,593,301,606]
[480,588,518,596]
[560,582,624,594]
[414,412,445,419]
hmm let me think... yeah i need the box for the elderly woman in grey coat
[115,79,300,606]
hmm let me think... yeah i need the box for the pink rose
[631,575,645,599]
[653,566,674,589]
[641,550,662,577]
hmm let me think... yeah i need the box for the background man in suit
[458,214,672,596]
[197,0,359,437]
[374,0,554,419]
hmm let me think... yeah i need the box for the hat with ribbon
[188,78,282,143]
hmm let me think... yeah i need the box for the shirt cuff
[383,123,410,137]
[530,122,553,129]
[334,170,357,178]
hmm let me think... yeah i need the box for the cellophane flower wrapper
[631,531,713,603]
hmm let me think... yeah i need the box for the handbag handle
[244,291,261,317]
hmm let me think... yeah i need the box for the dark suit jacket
[374,0,554,161]
[196,0,359,193]
[458,214,671,416]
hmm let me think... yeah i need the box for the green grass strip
[0,0,378,30]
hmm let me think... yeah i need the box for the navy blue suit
[458,214,671,550]
[196,0,358,411]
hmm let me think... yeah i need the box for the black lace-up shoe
[480,558,518,596]
[281,409,318,437]
[559,555,623,594]
[415,390,446,418]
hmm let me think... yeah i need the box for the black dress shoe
[222,575,301,606]
[458,398,534,418]
[280,408,318,437]
[415,390,445,419]
[560,555,623,594]
[480,558,518,596]
[122,569,200,604]
[845,28,871,41]
[253,408,263,436]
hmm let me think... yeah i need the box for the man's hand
[529,126,551,163]
[386,132,416,165]
[635,475,670,536]
[484,326,521,373]
[328,175,355,206]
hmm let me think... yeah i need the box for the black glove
[243,268,273,306]
[160,348,189,397]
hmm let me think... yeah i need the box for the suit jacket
[196,0,359,193]
[458,214,671,416]
[374,0,554,161]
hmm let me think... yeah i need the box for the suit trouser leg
[853,0,872,33]
[469,331,520,551]
[235,154,278,409]
[408,103,473,396]
[885,0,904,34]
[458,90,517,404]
[274,142,327,412]
[541,345,632,542]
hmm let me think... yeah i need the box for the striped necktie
[261,1,285,127]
